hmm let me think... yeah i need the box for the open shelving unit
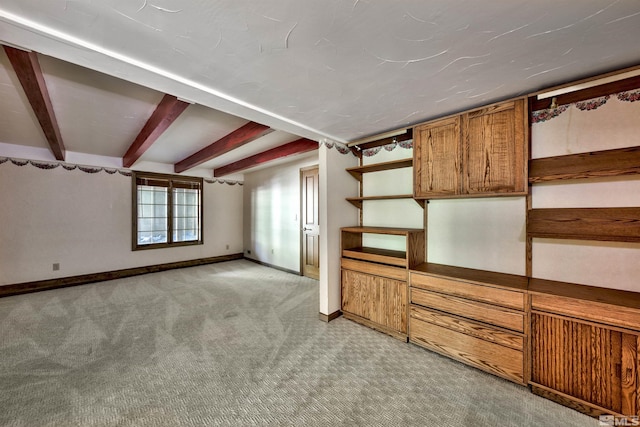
[345,158,413,181]
[341,226,425,269]
[344,158,424,209]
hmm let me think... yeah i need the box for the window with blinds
[132,172,203,250]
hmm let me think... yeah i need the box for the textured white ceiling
[1,1,640,170]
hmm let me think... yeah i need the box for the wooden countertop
[410,263,529,292]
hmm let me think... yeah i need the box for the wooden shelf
[410,262,528,292]
[342,247,407,267]
[346,158,413,181]
[341,226,425,269]
[346,194,424,209]
[529,277,640,314]
[341,226,424,235]
[529,146,640,183]
[527,207,640,243]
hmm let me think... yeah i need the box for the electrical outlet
[226,244,229,250]
[53,263,60,271]
[247,250,251,254]
[271,249,274,254]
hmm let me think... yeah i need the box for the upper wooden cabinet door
[463,99,527,195]
[414,116,461,198]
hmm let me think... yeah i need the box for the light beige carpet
[0,260,596,426]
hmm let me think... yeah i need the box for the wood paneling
[529,146,640,183]
[531,312,640,416]
[410,317,525,384]
[463,99,526,194]
[528,208,640,243]
[411,288,524,332]
[414,116,461,198]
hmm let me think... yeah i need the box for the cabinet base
[530,383,626,419]
[342,312,408,342]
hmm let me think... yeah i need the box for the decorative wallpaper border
[0,157,243,186]
[319,140,352,155]
[362,139,413,157]
[532,89,640,124]
[319,138,413,158]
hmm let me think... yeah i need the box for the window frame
[132,171,204,251]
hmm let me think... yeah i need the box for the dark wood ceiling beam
[174,121,274,173]
[214,138,318,177]
[122,94,189,168]
[3,46,66,160]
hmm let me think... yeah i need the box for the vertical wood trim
[359,154,363,226]
[637,338,640,416]
[582,323,592,403]
[525,96,533,279]
[514,98,527,193]
[621,333,637,415]
[611,331,623,414]
[524,293,531,385]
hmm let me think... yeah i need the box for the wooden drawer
[411,287,524,332]
[410,316,525,384]
[341,258,407,281]
[531,293,640,332]
[410,272,525,310]
[410,305,524,351]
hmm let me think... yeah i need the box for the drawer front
[341,258,407,281]
[410,305,523,351]
[531,293,640,332]
[411,288,524,332]
[410,272,525,310]
[410,317,524,384]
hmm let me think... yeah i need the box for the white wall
[362,145,423,251]
[531,95,640,292]
[242,154,319,273]
[427,197,526,275]
[319,143,359,316]
[0,157,243,285]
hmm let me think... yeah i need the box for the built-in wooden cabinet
[340,73,640,421]
[341,227,425,340]
[413,117,460,197]
[409,263,529,385]
[414,98,527,199]
[529,279,640,418]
